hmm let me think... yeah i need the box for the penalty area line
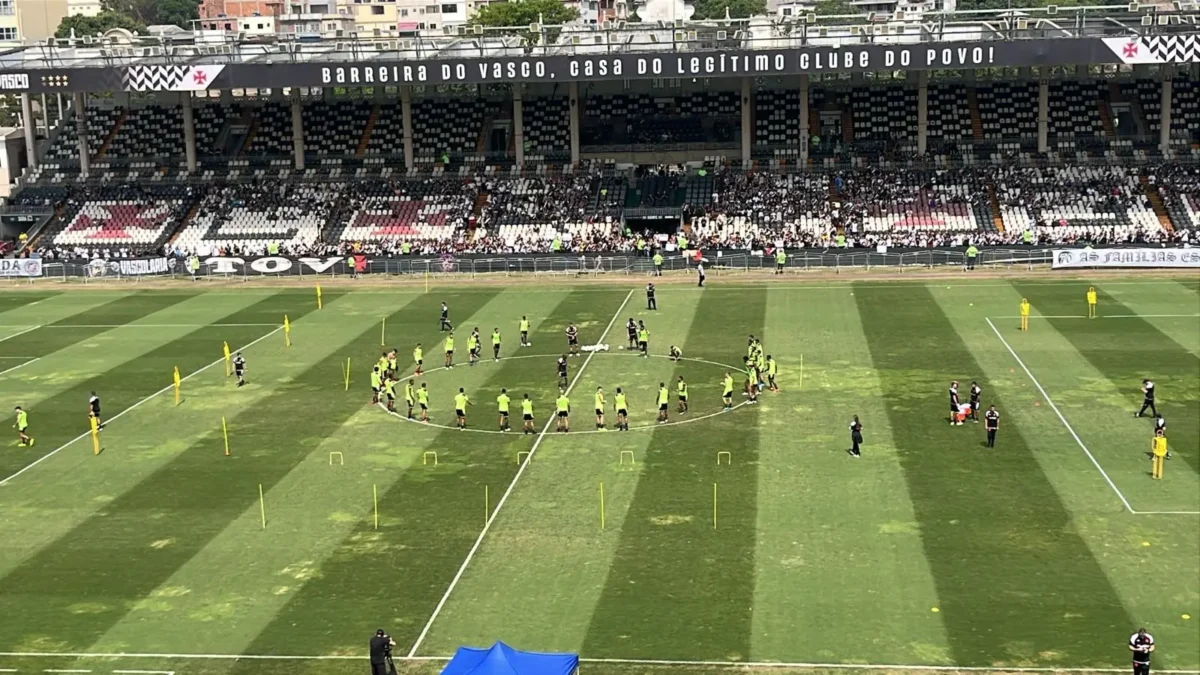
[404,288,635,658]
[0,326,283,486]
[984,317,1135,514]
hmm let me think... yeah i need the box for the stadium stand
[37,184,199,255]
[174,181,343,255]
[329,179,479,250]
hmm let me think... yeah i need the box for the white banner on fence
[0,258,43,277]
[1052,248,1200,269]
[87,257,175,277]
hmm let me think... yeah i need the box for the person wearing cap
[369,629,396,675]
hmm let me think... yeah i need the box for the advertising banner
[87,257,175,277]
[203,255,348,276]
[1052,248,1200,269]
[0,258,43,277]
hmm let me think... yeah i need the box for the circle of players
[365,305,778,434]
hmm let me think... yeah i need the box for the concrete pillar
[741,77,752,165]
[400,86,414,169]
[569,81,580,167]
[1160,75,1173,153]
[73,92,90,177]
[39,94,49,136]
[290,90,305,171]
[799,75,810,164]
[56,93,64,122]
[513,86,525,166]
[20,93,37,169]
[181,94,198,172]
[917,71,929,156]
[1037,79,1049,154]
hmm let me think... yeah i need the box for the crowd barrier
[11,248,1063,282]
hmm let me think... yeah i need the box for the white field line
[0,357,40,377]
[0,653,1197,673]
[991,314,1200,320]
[985,317,1136,514]
[112,670,175,674]
[405,288,635,658]
[1135,510,1200,515]
[0,325,42,342]
[42,670,91,673]
[0,324,279,329]
[0,326,282,486]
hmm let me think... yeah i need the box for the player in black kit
[1136,379,1157,417]
[439,302,452,331]
[233,352,246,387]
[556,355,569,389]
[626,319,638,350]
[968,381,981,422]
[948,380,962,425]
[89,391,104,430]
[1129,628,1154,675]
[565,324,580,356]
[646,283,657,310]
[984,405,999,447]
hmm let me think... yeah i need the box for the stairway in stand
[967,88,984,142]
[355,105,379,158]
[1140,175,1175,233]
[988,185,1004,232]
[1098,88,1115,139]
[96,108,128,159]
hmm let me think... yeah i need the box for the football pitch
[0,276,1196,675]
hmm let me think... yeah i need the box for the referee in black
[984,405,999,448]
[1129,628,1154,675]
[847,415,863,458]
[646,282,657,310]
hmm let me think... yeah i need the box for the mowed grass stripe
[0,291,320,481]
[581,288,766,661]
[228,289,628,660]
[1015,283,1200,478]
[418,290,706,654]
[0,291,59,316]
[0,290,340,651]
[855,284,1131,667]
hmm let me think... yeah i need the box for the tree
[155,0,200,28]
[470,0,580,44]
[55,11,144,38]
[689,0,766,20]
[813,0,854,14]
[100,0,196,27]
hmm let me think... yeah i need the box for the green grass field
[0,277,1196,675]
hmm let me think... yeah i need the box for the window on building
[224,22,233,30]
[400,8,408,15]
[0,26,16,39]
[372,4,384,12]
[441,3,457,12]
[425,4,439,12]
[429,22,436,28]
[781,7,791,14]
[0,0,14,16]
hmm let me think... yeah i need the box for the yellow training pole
[344,357,351,391]
[799,354,803,390]
[599,482,605,530]
[381,317,386,346]
[258,484,267,529]
[316,283,323,309]
[373,484,379,529]
[222,416,230,456]
[90,415,100,455]
[484,485,490,525]
[173,366,181,406]
[713,483,718,530]
[283,315,292,347]
[223,341,232,377]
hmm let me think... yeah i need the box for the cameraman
[370,629,397,675]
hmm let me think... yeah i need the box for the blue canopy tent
[440,642,579,675]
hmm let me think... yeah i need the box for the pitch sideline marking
[0,324,279,329]
[0,653,1198,674]
[985,317,1136,514]
[0,325,42,342]
[0,357,40,377]
[0,327,283,486]
[374,352,752,435]
[404,288,634,657]
[991,314,1200,320]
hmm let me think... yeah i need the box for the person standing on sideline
[965,243,979,270]
[439,302,452,331]
[984,405,999,448]
[775,248,787,274]
[968,381,982,422]
[652,251,663,276]
[847,416,863,457]
[1129,628,1154,675]
[696,260,706,287]
[1019,297,1031,331]
[1087,286,1098,318]
[948,380,962,425]
[1151,431,1168,479]
[1136,379,1157,417]
[646,282,657,310]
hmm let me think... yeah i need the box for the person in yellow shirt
[454,387,472,430]
[519,316,531,347]
[416,383,430,422]
[444,332,455,369]
[1151,431,1168,479]
[1086,287,1098,319]
[1019,298,1031,331]
[521,394,535,434]
[555,390,570,433]
[404,379,416,420]
[594,386,606,430]
[656,382,670,424]
[613,387,629,431]
[412,343,424,376]
[496,388,511,432]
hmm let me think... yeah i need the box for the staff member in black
[948,381,962,426]
[646,282,657,310]
[1136,379,1157,417]
[439,302,452,332]
[1129,628,1154,675]
[985,405,999,448]
[968,381,982,422]
[369,630,396,675]
[88,391,104,430]
[847,415,863,458]
[626,318,638,350]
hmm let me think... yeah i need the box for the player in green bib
[521,394,535,434]
[676,375,689,414]
[766,355,778,392]
[13,406,32,446]
[466,332,479,367]
[413,343,424,376]
[383,377,397,413]
[454,388,472,429]
[555,390,570,433]
[496,388,511,431]
[378,352,390,377]
[594,386,606,430]
[370,365,383,404]
[405,379,416,419]
[519,316,531,347]
[491,328,502,361]
[744,357,759,404]
[614,388,629,431]
[656,383,670,423]
[387,349,398,376]
[637,325,650,358]
[443,333,455,369]
[722,372,734,410]
[417,383,430,422]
